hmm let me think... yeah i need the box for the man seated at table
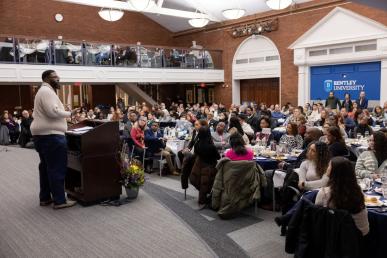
[144,121,178,175]
[211,122,230,154]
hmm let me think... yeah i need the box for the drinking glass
[365,131,369,138]
[356,133,362,141]
[382,184,387,199]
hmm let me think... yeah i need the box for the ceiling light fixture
[128,0,156,11]
[222,8,245,20]
[266,0,293,10]
[188,18,209,28]
[98,8,124,21]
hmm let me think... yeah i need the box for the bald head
[304,127,323,143]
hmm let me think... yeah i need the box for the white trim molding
[232,35,281,105]
[0,64,224,84]
[290,7,387,106]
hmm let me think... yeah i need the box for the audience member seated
[340,107,356,137]
[190,126,220,206]
[296,115,307,139]
[284,106,302,126]
[255,117,273,145]
[354,114,373,137]
[245,106,260,133]
[238,113,255,139]
[123,112,137,139]
[18,110,33,148]
[224,133,254,161]
[307,104,320,123]
[211,122,230,153]
[144,121,177,175]
[328,114,348,138]
[207,112,218,131]
[315,156,369,236]
[228,116,249,145]
[212,156,266,219]
[372,106,384,126]
[297,141,330,191]
[326,126,348,157]
[0,112,19,144]
[279,122,303,149]
[271,104,284,120]
[130,116,147,159]
[355,131,387,179]
[314,109,328,126]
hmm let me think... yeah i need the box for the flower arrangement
[120,144,145,189]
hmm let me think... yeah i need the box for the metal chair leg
[159,154,163,177]
[273,186,276,212]
[255,199,257,217]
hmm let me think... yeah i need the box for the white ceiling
[145,0,313,32]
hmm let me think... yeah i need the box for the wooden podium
[65,120,122,205]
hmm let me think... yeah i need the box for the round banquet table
[362,183,387,258]
[255,156,298,171]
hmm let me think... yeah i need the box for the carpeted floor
[0,146,290,258]
[0,146,215,258]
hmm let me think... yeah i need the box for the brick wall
[0,0,174,45]
[172,1,387,107]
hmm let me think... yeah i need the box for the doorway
[240,78,279,105]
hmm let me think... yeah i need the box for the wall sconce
[230,18,278,38]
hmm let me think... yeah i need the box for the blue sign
[310,62,381,100]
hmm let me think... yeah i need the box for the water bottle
[270,141,277,151]
[381,166,387,198]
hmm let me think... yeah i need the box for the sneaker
[40,199,53,206]
[53,200,77,210]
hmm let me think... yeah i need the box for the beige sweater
[315,187,369,236]
[31,83,71,136]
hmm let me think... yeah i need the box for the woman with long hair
[279,122,303,149]
[190,126,220,205]
[326,126,348,157]
[224,133,254,161]
[228,116,249,144]
[355,131,387,178]
[372,106,384,126]
[297,141,330,191]
[315,157,369,236]
[130,115,147,157]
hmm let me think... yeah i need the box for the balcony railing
[0,37,223,69]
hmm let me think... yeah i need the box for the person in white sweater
[315,157,369,236]
[31,70,78,210]
[355,131,387,179]
[297,141,330,191]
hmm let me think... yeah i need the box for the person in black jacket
[18,110,33,147]
[354,114,373,137]
[341,92,353,112]
[326,126,348,157]
[246,106,260,133]
[180,119,208,190]
[325,91,341,110]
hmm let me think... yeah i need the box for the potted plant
[120,145,145,199]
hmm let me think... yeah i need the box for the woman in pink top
[224,133,254,161]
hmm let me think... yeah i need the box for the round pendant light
[188,18,209,28]
[128,0,156,11]
[98,8,124,22]
[222,8,245,20]
[266,0,293,10]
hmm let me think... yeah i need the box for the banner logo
[324,80,333,92]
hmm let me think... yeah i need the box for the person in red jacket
[130,116,147,158]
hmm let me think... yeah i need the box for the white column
[380,59,387,106]
[232,79,240,105]
[297,66,310,106]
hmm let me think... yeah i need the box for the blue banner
[310,62,381,100]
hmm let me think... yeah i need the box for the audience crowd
[2,92,387,251]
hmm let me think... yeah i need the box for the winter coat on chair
[211,158,267,219]
[189,156,218,204]
[285,198,362,258]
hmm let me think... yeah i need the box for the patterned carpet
[0,146,215,258]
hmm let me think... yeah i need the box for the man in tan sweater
[31,70,78,209]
